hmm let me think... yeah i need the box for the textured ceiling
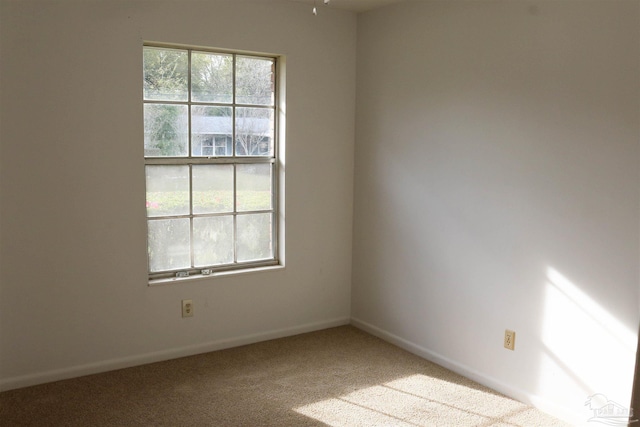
[287,0,404,13]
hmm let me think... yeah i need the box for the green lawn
[146,190,271,215]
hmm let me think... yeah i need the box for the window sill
[148,264,285,286]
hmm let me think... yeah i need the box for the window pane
[237,164,272,212]
[237,213,272,262]
[144,104,188,157]
[236,56,274,106]
[143,47,188,101]
[191,52,233,103]
[235,107,274,156]
[193,216,234,266]
[192,165,233,214]
[191,106,232,157]
[145,165,190,217]
[148,218,191,272]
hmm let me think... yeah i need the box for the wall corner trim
[0,317,350,392]
[350,317,585,426]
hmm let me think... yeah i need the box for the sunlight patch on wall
[294,373,538,426]
[538,268,636,407]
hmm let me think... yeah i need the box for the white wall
[0,0,356,390]
[352,1,639,424]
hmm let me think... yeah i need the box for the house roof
[191,115,271,137]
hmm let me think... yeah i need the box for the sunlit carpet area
[0,326,570,426]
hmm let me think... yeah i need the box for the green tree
[191,52,233,103]
[143,47,188,101]
[234,56,274,156]
[143,47,188,156]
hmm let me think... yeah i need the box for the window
[143,45,279,281]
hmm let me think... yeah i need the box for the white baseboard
[0,316,350,392]
[350,317,587,426]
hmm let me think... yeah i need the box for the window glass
[144,104,188,157]
[192,165,234,214]
[236,56,274,106]
[191,52,233,103]
[191,106,232,157]
[143,48,188,101]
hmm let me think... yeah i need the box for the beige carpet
[0,326,571,426]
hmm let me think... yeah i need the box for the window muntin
[143,45,278,280]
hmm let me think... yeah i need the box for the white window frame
[143,44,281,282]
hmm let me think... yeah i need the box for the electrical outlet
[504,329,515,350]
[182,299,193,318]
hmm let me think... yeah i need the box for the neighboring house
[192,114,272,157]
[143,113,272,157]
